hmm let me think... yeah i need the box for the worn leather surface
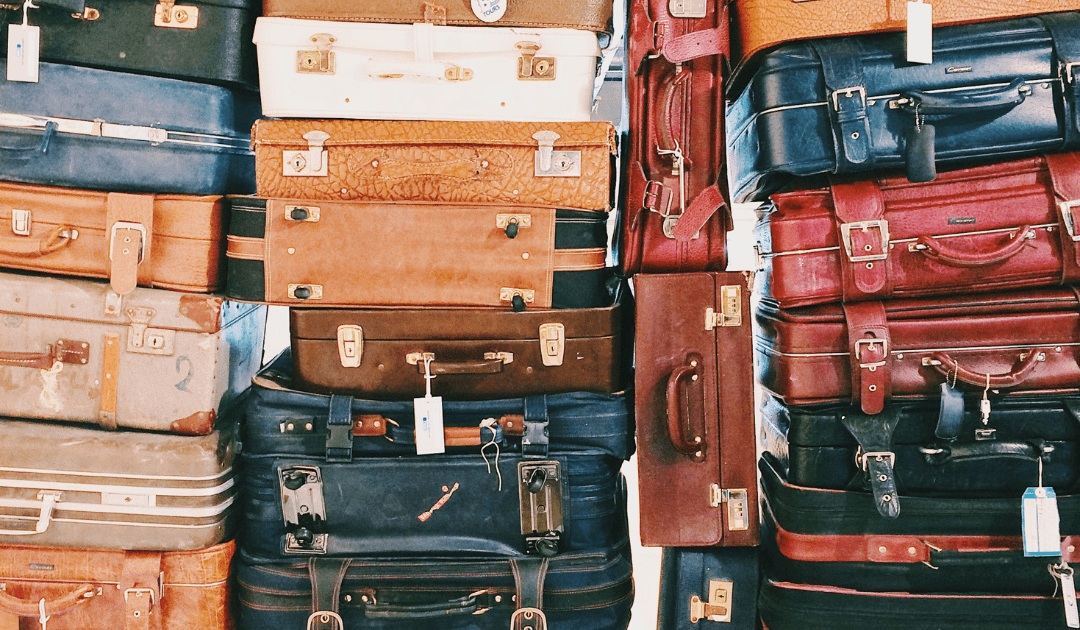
[252,120,615,210]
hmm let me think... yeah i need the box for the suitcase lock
[531,132,580,177]
[154,0,198,29]
[518,461,564,556]
[705,286,742,330]
[297,33,336,75]
[124,307,174,355]
[689,579,734,623]
[516,42,555,81]
[283,131,331,177]
[280,466,329,554]
[337,325,363,368]
[538,323,564,366]
[709,486,750,532]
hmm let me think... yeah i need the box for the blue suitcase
[658,547,761,630]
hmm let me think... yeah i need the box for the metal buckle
[1063,62,1080,85]
[509,607,547,630]
[830,86,867,111]
[839,220,890,262]
[123,587,155,612]
[642,180,674,216]
[856,448,896,471]
[108,221,147,264]
[306,611,344,630]
[853,338,888,368]
[1061,200,1080,242]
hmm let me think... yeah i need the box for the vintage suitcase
[727,12,1080,202]
[619,0,732,273]
[0,182,227,295]
[225,196,610,310]
[251,119,615,210]
[0,61,256,195]
[657,547,760,630]
[253,18,600,122]
[755,289,1080,414]
[756,153,1080,308]
[0,414,238,550]
[0,270,265,434]
[237,543,634,630]
[1,0,258,88]
[635,272,759,547]
[0,541,235,630]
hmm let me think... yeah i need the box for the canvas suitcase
[237,543,634,630]
[0,270,265,434]
[0,414,238,550]
[0,61,256,195]
[657,547,760,630]
[225,196,610,310]
[253,18,600,122]
[0,541,234,630]
[755,289,1080,414]
[619,0,731,273]
[727,12,1080,202]
[635,272,759,547]
[756,153,1080,308]
[1,0,258,88]
[251,119,615,210]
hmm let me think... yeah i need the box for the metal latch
[443,65,473,81]
[337,325,363,368]
[11,209,30,236]
[279,466,328,555]
[518,461,564,556]
[516,41,555,80]
[689,579,734,623]
[154,0,198,29]
[283,130,331,177]
[709,486,750,532]
[531,131,580,177]
[72,7,100,19]
[496,213,532,238]
[669,0,707,18]
[500,288,535,309]
[288,284,323,300]
[297,33,336,74]
[538,323,564,367]
[705,285,742,330]
[484,351,514,364]
[125,306,174,355]
[285,204,321,222]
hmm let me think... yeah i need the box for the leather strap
[1044,152,1080,276]
[225,235,265,261]
[840,408,902,518]
[671,184,728,242]
[522,396,550,458]
[326,394,354,463]
[1040,13,1080,144]
[552,247,606,271]
[936,382,965,440]
[652,2,729,64]
[106,193,154,296]
[309,558,350,630]
[510,557,549,630]
[99,333,121,430]
[842,302,890,415]
[120,551,162,630]
[808,39,873,172]
[831,180,889,300]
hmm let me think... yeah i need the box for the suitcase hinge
[124,306,175,355]
[518,461,564,556]
[516,41,555,81]
[154,0,198,29]
[288,284,323,300]
[709,486,749,532]
[668,0,707,18]
[283,130,331,177]
[280,465,329,555]
[297,33,336,74]
[538,323,564,367]
[532,131,580,177]
[337,325,363,368]
[285,204,321,222]
[705,286,742,330]
[689,579,734,623]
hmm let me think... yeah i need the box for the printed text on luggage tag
[471,0,506,22]
[906,0,933,64]
[7,23,40,83]
[1023,486,1061,556]
[414,357,445,455]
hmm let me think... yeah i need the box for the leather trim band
[671,184,728,241]
[106,193,155,296]
[1044,153,1080,274]
[99,333,120,430]
[120,551,162,630]
[226,235,265,261]
[831,180,888,300]
[552,247,606,271]
[839,408,903,518]
[842,302,890,415]
[808,39,873,172]
[309,558,351,630]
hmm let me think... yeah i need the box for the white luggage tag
[414,356,445,455]
[1052,562,1080,628]
[7,1,41,83]
[906,0,933,64]
[1023,456,1062,557]
[471,0,506,22]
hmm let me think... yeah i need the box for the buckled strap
[652,4,729,64]
[1044,153,1080,279]
[831,180,889,299]
[840,407,902,518]
[670,183,730,241]
[105,193,154,296]
[326,395,354,462]
[1040,13,1080,142]
[842,301,890,414]
[522,396,550,458]
[510,557,549,630]
[120,551,162,630]
[809,39,873,171]
[309,558,350,630]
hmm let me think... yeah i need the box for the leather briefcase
[755,289,1080,414]
[658,547,760,630]
[225,196,610,310]
[756,153,1080,308]
[727,12,1080,202]
[635,272,758,547]
[251,119,615,210]
[0,541,235,630]
[619,0,732,273]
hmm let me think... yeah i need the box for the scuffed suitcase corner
[179,294,225,332]
[171,409,216,435]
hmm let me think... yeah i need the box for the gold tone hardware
[516,41,555,80]
[689,579,734,623]
[297,33,336,74]
[108,221,146,264]
[406,352,436,365]
[1061,200,1080,242]
[669,0,706,18]
[72,7,99,19]
[285,204,321,222]
[1019,351,1047,362]
[10,209,30,236]
[705,286,742,330]
[496,214,532,230]
[288,284,323,300]
[500,288,535,304]
[539,323,565,367]
[922,357,942,366]
[532,131,580,177]
[709,486,750,532]
[154,0,198,29]
[283,130,331,177]
[443,65,473,81]
[484,351,513,364]
[337,325,363,368]
[125,306,175,355]
[840,220,890,262]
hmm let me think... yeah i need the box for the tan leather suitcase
[0,541,235,630]
[0,182,226,296]
[252,120,616,211]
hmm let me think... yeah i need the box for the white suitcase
[253,17,601,121]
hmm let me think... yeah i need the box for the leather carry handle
[655,66,692,167]
[0,583,96,618]
[0,118,58,158]
[0,491,59,537]
[665,360,706,462]
[919,440,1048,465]
[0,339,90,370]
[912,226,1035,268]
[0,225,76,257]
[412,357,506,375]
[901,79,1028,116]
[927,347,1047,389]
[362,591,494,619]
[369,415,525,446]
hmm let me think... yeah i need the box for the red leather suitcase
[619,0,732,274]
[756,289,1080,414]
[635,272,759,546]
[756,153,1080,308]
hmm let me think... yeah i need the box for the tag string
[22,0,37,25]
[422,356,436,398]
[479,418,502,492]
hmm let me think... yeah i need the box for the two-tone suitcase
[727,12,1080,202]
[225,196,610,310]
[658,547,760,630]
[635,272,759,546]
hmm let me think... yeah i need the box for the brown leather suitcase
[0,541,234,630]
[635,272,759,547]
[289,303,625,399]
[0,182,226,296]
[756,153,1080,309]
[756,289,1080,414]
[252,120,616,211]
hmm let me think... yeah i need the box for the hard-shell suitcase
[253,18,600,122]
[225,196,610,310]
[755,289,1080,414]
[0,182,227,296]
[635,272,759,546]
[0,270,265,434]
[727,12,1080,202]
[237,543,634,630]
[657,547,760,630]
[756,153,1080,308]
[0,61,256,195]
[619,0,731,273]
[251,119,616,210]
[0,414,238,550]
[0,541,235,630]
[1,0,259,88]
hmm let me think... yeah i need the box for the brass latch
[689,579,734,623]
[496,213,532,235]
[483,351,514,364]
[283,130,331,177]
[669,0,707,18]
[297,33,336,74]
[531,131,581,177]
[709,485,750,532]
[337,325,363,368]
[11,209,30,236]
[443,65,473,81]
[538,323,564,367]
[516,41,555,80]
[72,6,100,19]
[518,461,564,556]
[279,466,328,555]
[405,352,436,365]
[285,204,321,222]
[125,306,175,355]
[705,286,742,330]
[288,284,323,300]
[154,0,198,29]
[500,288,536,310]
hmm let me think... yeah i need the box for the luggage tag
[1052,561,1080,628]
[1023,455,1062,557]
[906,0,933,64]
[7,1,40,83]
[414,356,445,455]
[905,105,937,183]
[471,0,506,22]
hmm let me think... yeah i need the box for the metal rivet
[526,366,533,373]
[373,420,380,428]
[864,244,873,251]
[341,188,348,194]
[1070,545,1076,553]
[287,423,294,430]
[878,546,887,553]
[1057,347,1063,352]
[345,595,352,603]
[481,160,489,168]
[305,423,313,430]
[908,547,917,555]
[896,353,904,360]
[287,247,296,254]
[690,360,698,367]
[868,385,877,392]
[372,160,379,168]
[522,253,529,259]
[691,374,698,381]
[879,474,888,482]
[851,132,860,139]
[882,494,892,502]
[495,595,502,603]
[866,262,874,269]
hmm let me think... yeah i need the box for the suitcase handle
[919,440,1048,465]
[665,360,706,462]
[0,490,60,537]
[0,225,77,257]
[0,583,97,620]
[413,357,505,375]
[362,590,492,619]
[910,225,1036,268]
[0,339,89,370]
[899,79,1028,116]
[926,347,1047,389]
[0,119,57,159]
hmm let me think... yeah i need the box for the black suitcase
[658,547,760,630]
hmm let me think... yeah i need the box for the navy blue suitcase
[658,547,760,630]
